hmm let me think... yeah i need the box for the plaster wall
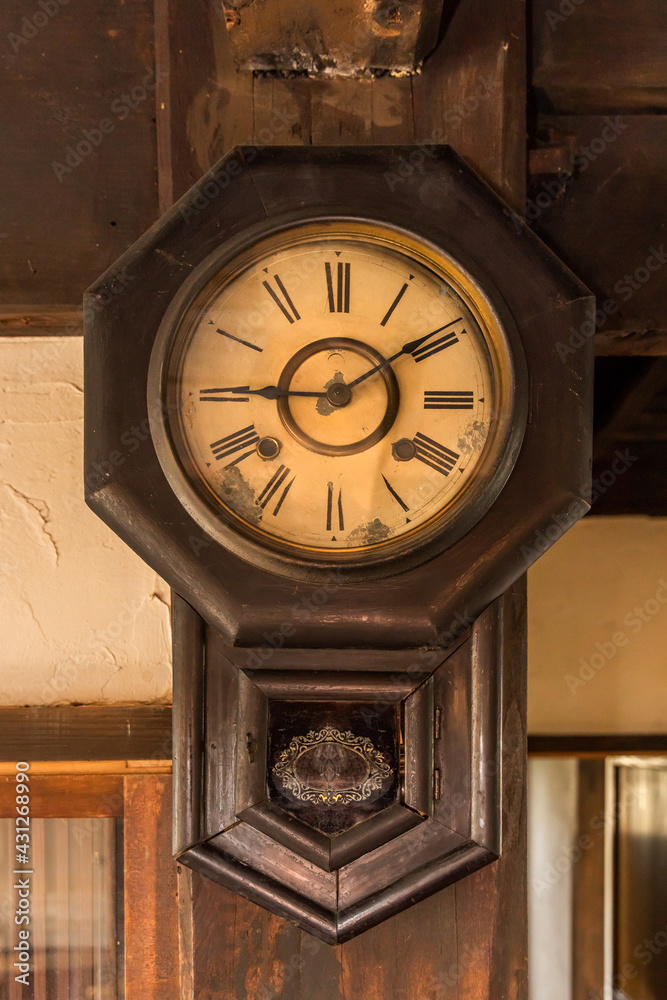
[528,515,667,733]
[0,337,171,706]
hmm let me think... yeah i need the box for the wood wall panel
[155,0,253,209]
[0,774,123,817]
[532,0,667,114]
[124,774,179,1000]
[529,0,667,356]
[529,116,667,335]
[571,760,606,1000]
[0,0,158,305]
[0,706,172,761]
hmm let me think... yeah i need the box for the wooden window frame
[528,736,667,999]
[0,707,177,1000]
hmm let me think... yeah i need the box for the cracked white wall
[0,336,171,706]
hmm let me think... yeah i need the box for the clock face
[150,220,519,572]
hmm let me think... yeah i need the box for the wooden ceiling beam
[595,330,667,356]
[5,305,667,359]
[218,0,452,75]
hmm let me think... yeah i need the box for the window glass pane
[528,756,578,1000]
[0,817,122,1000]
[616,765,667,1000]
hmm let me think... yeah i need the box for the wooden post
[572,760,607,1000]
[155,0,527,995]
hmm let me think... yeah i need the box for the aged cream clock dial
[149,219,520,573]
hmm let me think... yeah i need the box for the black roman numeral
[381,475,409,513]
[326,482,344,533]
[216,328,262,352]
[200,387,249,402]
[271,476,295,516]
[423,390,474,409]
[414,433,459,476]
[210,424,259,466]
[325,262,351,313]
[257,465,294,514]
[411,330,459,362]
[380,283,408,326]
[263,275,300,323]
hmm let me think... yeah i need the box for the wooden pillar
[155,0,525,213]
[155,0,527,996]
[572,760,607,1000]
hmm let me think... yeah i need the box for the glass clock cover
[149,220,518,571]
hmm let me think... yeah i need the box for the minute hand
[206,385,323,399]
[346,318,462,389]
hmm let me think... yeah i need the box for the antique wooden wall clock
[84,145,593,942]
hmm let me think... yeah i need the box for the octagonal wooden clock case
[84,145,593,943]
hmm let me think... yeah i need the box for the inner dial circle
[166,223,509,556]
[277,338,400,456]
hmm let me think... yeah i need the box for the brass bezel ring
[148,214,528,582]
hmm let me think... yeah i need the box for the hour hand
[199,385,324,400]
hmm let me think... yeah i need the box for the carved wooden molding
[172,594,503,943]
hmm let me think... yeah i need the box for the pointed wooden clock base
[174,578,527,990]
[172,588,518,943]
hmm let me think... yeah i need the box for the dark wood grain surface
[0,706,172,762]
[529,2,667,355]
[532,0,667,113]
[0,0,158,305]
[172,596,204,854]
[529,116,667,336]
[124,774,180,1000]
[0,774,123,817]
[571,759,606,1000]
[158,0,525,211]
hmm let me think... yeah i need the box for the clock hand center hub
[276,337,400,457]
[326,381,352,407]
